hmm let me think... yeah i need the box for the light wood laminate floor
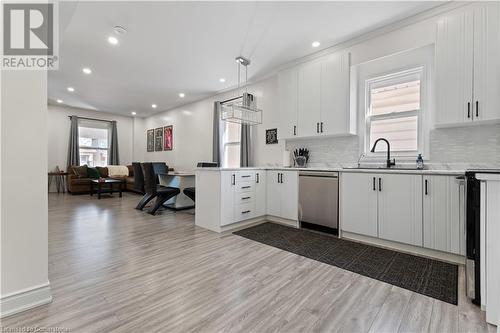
[1,193,493,332]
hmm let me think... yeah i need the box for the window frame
[222,121,241,168]
[78,121,111,167]
[364,67,424,158]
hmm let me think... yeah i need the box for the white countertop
[196,166,465,176]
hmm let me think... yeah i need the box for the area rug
[234,222,458,305]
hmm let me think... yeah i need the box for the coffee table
[90,179,124,199]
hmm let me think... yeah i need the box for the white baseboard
[0,282,52,318]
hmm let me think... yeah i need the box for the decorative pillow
[127,165,134,176]
[72,165,88,178]
[87,167,100,179]
[96,166,109,178]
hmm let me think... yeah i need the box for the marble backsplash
[269,124,500,170]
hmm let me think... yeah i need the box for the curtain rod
[68,116,114,123]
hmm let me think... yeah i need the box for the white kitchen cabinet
[297,60,321,137]
[340,172,378,237]
[220,171,236,226]
[266,170,298,221]
[436,2,500,126]
[320,51,354,136]
[278,67,298,139]
[377,174,423,246]
[423,175,463,254]
[255,171,266,217]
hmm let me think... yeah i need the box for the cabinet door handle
[373,177,376,191]
[476,101,479,118]
[242,196,251,200]
[242,210,251,214]
[256,173,259,183]
[378,178,382,191]
[241,186,251,189]
[468,102,471,118]
[293,125,296,136]
[277,173,280,183]
[425,179,428,195]
[316,123,319,133]
[320,122,323,133]
[280,173,283,183]
[232,174,235,185]
[241,175,251,178]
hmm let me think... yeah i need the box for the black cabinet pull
[316,123,319,133]
[373,177,376,191]
[293,125,296,136]
[232,174,235,185]
[241,186,251,189]
[425,179,428,195]
[256,173,259,183]
[242,196,251,200]
[277,173,280,183]
[468,102,471,118]
[476,101,479,118]
[242,210,251,214]
[320,122,323,133]
[241,175,251,178]
[280,173,283,183]
[378,178,382,191]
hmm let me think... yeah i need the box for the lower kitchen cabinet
[267,170,298,221]
[378,174,423,246]
[423,175,463,254]
[340,172,378,237]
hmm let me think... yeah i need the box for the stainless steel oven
[298,171,339,232]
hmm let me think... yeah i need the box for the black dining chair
[136,163,180,215]
[132,162,145,194]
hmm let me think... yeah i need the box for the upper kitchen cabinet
[436,2,500,127]
[320,51,354,136]
[277,51,355,139]
[297,60,322,137]
[278,67,298,140]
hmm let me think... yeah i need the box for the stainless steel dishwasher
[298,171,339,232]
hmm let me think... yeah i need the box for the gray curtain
[109,120,119,165]
[240,124,252,167]
[212,101,222,166]
[67,116,80,167]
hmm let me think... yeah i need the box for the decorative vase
[294,156,307,168]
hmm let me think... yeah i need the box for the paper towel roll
[283,150,291,167]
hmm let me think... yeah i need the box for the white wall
[1,70,51,316]
[142,75,284,171]
[47,104,137,171]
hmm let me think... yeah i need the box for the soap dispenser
[416,154,424,170]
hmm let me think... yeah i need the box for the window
[222,121,241,168]
[366,67,422,155]
[78,120,110,167]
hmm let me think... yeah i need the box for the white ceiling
[49,1,443,117]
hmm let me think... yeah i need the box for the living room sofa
[66,165,137,194]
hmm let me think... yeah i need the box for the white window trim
[354,45,434,164]
[364,67,424,158]
[78,121,111,167]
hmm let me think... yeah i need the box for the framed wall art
[266,128,278,144]
[147,129,154,152]
[163,125,173,151]
[154,127,163,151]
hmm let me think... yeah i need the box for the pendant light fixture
[220,56,263,125]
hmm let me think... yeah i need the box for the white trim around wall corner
[0,282,52,318]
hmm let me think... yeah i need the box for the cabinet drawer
[234,202,255,221]
[236,171,256,182]
[235,182,254,193]
[236,192,254,204]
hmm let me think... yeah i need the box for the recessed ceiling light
[108,36,118,45]
[67,87,75,92]
[219,78,226,83]
[131,111,137,116]
[312,41,321,48]
[179,93,185,98]
[82,67,92,74]
[56,99,63,103]
[151,104,157,109]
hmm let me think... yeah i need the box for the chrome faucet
[371,138,396,168]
